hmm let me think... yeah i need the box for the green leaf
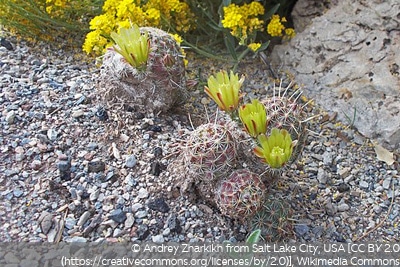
[224,33,238,61]
[263,3,280,21]
[246,229,262,244]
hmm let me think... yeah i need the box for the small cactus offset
[249,195,293,242]
[183,121,238,184]
[217,169,266,220]
[99,25,186,113]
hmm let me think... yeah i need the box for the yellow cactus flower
[110,25,150,71]
[253,128,295,168]
[204,70,244,113]
[239,99,267,137]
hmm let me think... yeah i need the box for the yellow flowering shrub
[267,14,295,38]
[221,2,265,45]
[83,0,196,55]
[0,0,102,42]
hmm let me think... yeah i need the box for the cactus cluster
[99,26,186,113]
[217,169,266,220]
[249,195,293,242]
[172,67,310,242]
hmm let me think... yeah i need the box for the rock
[13,188,23,198]
[38,211,53,234]
[148,125,162,132]
[71,110,84,118]
[382,178,391,190]
[136,225,150,240]
[131,203,143,212]
[47,128,58,141]
[124,213,135,229]
[167,214,182,233]
[109,209,127,223]
[135,210,148,219]
[150,161,162,176]
[88,159,105,173]
[77,211,91,227]
[271,0,400,150]
[359,180,370,189]
[162,228,171,236]
[295,224,309,237]
[337,183,350,193]
[125,155,137,168]
[148,198,170,213]
[57,160,71,180]
[0,37,14,50]
[137,188,149,199]
[153,147,163,157]
[67,236,87,242]
[90,190,99,201]
[152,234,164,243]
[6,110,16,124]
[30,160,42,170]
[317,167,327,184]
[337,203,350,212]
[65,217,77,230]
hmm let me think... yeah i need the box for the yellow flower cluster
[267,14,295,38]
[45,0,67,14]
[83,0,195,55]
[221,1,265,45]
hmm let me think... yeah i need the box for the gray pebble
[317,168,328,184]
[90,190,99,201]
[109,209,127,223]
[67,236,87,242]
[77,211,91,227]
[132,203,143,212]
[383,178,391,190]
[88,159,105,173]
[162,228,171,236]
[135,210,148,219]
[137,188,148,199]
[152,234,164,243]
[295,224,309,236]
[65,218,77,230]
[373,205,382,214]
[125,155,137,168]
[6,110,16,124]
[13,188,24,198]
[124,213,135,229]
[337,203,350,212]
[359,180,369,189]
[47,128,58,141]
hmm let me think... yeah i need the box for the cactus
[183,121,238,183]
[249,195,293,242]
[261,84,309,167]
[98,26,186,113]
[217,169,265,220]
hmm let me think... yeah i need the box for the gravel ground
[0,36,399,243]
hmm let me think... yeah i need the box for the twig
[55,209,68,243]
[354,182,395,241]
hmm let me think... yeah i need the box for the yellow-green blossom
[239,99,267,137]
[110,25,150,71]
[204,70,244,113]
[253,128,294,168]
